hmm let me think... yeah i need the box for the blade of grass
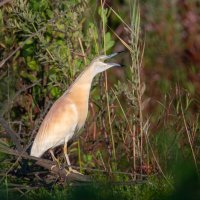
[180,100,199,176]
[107,25,134,53]
[101,0,116,162]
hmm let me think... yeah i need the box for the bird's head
[91,52,123,75]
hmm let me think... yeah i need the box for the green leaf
[27,60,39,71]
[22,44,35,57]
[186,82,195,94]
[25,39,34,45]
[46,9,54,18]
[104,32,115,51]
[20,71,37,82]
[50,87,60,98]
[98,7,108,24]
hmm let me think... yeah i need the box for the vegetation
[0,0,199,199]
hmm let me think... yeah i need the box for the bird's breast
[74,95,89,129]
[77,102,88,129]
[67,84,91,129]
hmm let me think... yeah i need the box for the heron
[30,52,123,174]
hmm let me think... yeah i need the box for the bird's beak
[104,51,124,67]
[104,51,124,60]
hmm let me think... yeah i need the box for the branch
[0,145,90,182]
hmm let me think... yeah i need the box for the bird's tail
[30,142,44,158]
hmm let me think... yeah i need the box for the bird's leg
[63,141,82,175]
[49,149,61,169]
[63,141,71,167]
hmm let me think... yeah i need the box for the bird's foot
[51,164,57,170]
[50,158,62,170]
[65,167,83,176]
[69,167,83,175]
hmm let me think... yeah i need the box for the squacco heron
[30,52,122,173]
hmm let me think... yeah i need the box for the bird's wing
[31,97,78,157]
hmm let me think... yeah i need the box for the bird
[30,52,123,174]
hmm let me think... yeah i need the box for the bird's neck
[66,66,96,129]
[74,66,95,86]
